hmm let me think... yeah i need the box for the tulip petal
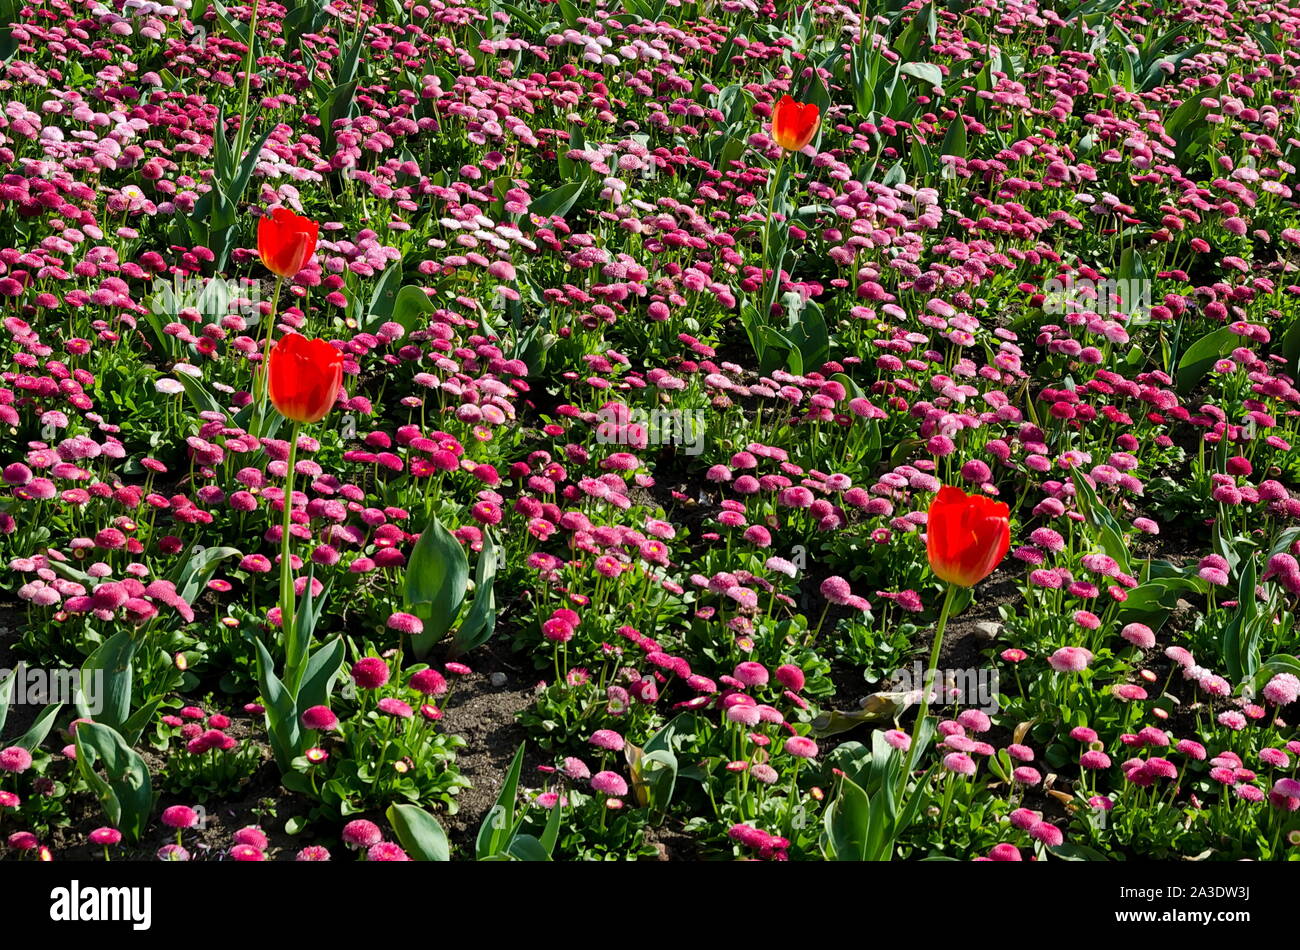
[258,208,320,279]
[268,333,343,424]
[927,486,1011,587]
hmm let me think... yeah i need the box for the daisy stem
[783,759,803,837]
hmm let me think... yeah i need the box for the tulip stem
[235,0,261,160]
[255,275,283,436]
[898,582,958,800]
[280,421,302,687]
[759,152,788,331]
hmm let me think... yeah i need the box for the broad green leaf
[1116,577,1204,630]
[174,545,241,604]
[406,513,470,659]
[529,181,586,219]
[1281,314,1300,377]
[14,703,62,752]
[390,285,437,335]
[477,742,525,859]
[253,636,301,772]
[900,61,944,91]
[1050,844,1110,861]
[825,775,872,860]
[1222,554,1258,684]
[940,115,967,159]
[475,804,508,861]
[297,637,346,716]
[75,723,154,843]
[537,797,564,856]
[448,531,499,658]
[1070,472,1131,573]
[387,803,451,861]
[119,696,164,748]
[893,2,935,61]
[176,371,227,421]
[894,763,939,838]
[78,632,140,733]
[364,264,405,327]
[0,666,13,735]
[1176,326,1239,394]
[506,835,552,861]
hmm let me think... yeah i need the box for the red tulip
[258,208,319,279]
[267,334,343,424]
[771,95,820,152]
[926,485,1010,588]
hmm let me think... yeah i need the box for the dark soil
[2,613,542,860]
[438,640,541,854]
[935,573,1022,672]
[644,821,702,860]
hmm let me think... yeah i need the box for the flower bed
[0,0,1298,864]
